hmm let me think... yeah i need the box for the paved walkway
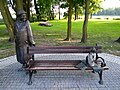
[0,53,120,90]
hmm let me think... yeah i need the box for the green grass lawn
[0,19,120,58]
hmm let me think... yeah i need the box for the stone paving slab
[0,53,120,90]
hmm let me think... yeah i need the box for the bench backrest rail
[27,46,102,54]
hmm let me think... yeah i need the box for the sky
[102,0,120,9]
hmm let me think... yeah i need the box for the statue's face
[20,14,27,22]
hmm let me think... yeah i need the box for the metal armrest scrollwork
[94,56,106,67]
[94,52,106,67]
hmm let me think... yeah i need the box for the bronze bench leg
[33,70,37,74]
[28,70,33,85]
[98,70,103,85]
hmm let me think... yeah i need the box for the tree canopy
[0,0,104,43]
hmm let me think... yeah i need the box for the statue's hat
[17,9,26,16]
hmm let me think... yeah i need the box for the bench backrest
[27,46,102,54]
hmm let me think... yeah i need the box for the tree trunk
[81,0,90,43]
[16,0,23,11]
[115,37,120,43]
[64,0,73,41]
[75,6,77,20]
[74,4,78,20]
[23,0,30,20]
[51,5,54,20]
[0,0,15,42]
[58,2,61,20]
[90,13,92,19]
[34,0,40,21]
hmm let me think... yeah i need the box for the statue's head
[17,9,27,22]
[90,47,96,53]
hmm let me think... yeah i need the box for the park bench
[26,45,108,85]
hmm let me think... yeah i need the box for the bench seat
[27,60,108,70]
[26,45,108,85]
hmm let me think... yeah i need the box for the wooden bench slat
[29,46,102,49]
[29,50,102,54]
[27,66,92,70]
[26,66,108,70]
[28,48,102,54]
[27,67,80,70]
[27,60,109,70]
[29,60,81,67]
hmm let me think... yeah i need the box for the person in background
[14,9,35,68]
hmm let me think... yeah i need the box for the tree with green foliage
[95,7,120,16]
[89,0,103,18]
[53,0,61,20]
[23,0,31,20]
[64,0,84,41]
[34,0,40,21]
[73,0,84,20]
[34,0,59,21]
[81,0,90,43]
[81,0,103,43]
[37,0,54,20]
[0,0,31,42]
[64,0,73,41]
[0,0,14,42]
[74,4,80,20]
